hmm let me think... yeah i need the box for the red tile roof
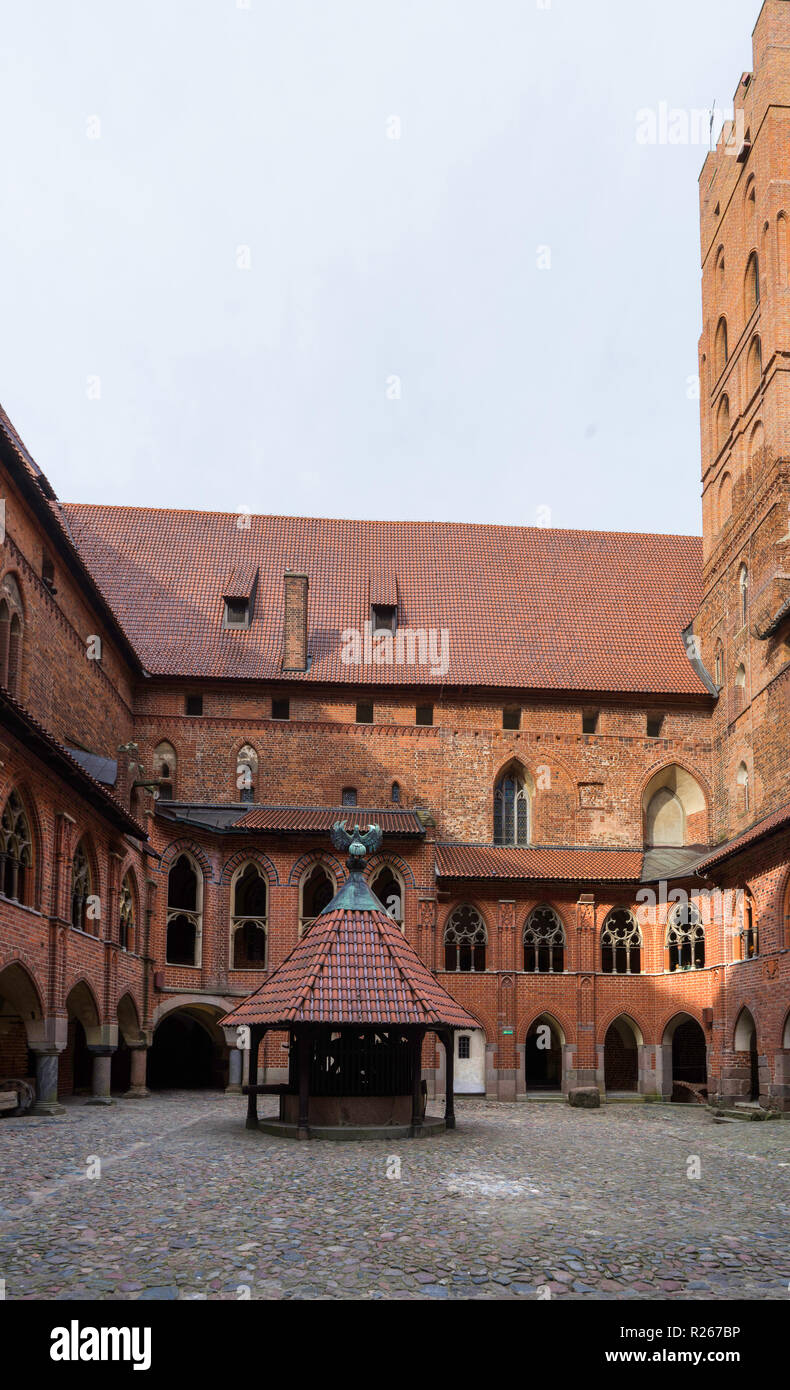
[694,802,790,872]
[435,843,644,881]
[221,905,478,1029]
[235,806,426,835]
[61,505,707,695]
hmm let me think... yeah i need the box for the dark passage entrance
[148,1011,224,1090]
[671,1018,707,1101]
[59,1017,92,1096]
[525,1017,563,1090]
[604,1018,639,1092]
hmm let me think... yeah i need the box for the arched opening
[235,744,258,803]
[153,741,177,801]
[744,252,760,316]
[666,902,705,971]
[738,564,748,626]
[736,762,750,817]
[717,472,732,530]
[664,1014,707,1102]
[119,872,135,950]
[734,1008,759,1102]
[493,762,532,846]
[443,904,487,972]
[230,861,268,968]
[0,789,34,905]
[166,853,202,965]
[601,907,641,974]
[523,904,565,972]
[716,394,730,451]
[0,574,24,696]
[61,982,101,1097]
[370,865,404,925]
[714,316,728,375]
[299,863,336,934]
[525,1014,564,1092]
[746,335,762,395]
[148,1006,227,1090]
[112,993,142,1092]
[0,962,41,1087]
[390,781,401,803]
[642,765,707,847]
[70,840,94,932]
[604,1016,640,1093]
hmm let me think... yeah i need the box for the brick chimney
[282,571,309,671]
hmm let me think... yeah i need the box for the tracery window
[119,873,135,950]
[494,767,530,846]
[299,863,335,935]
[370,865,403,926]
[601,907,641,975]
[444,905,487,973]
[166,853,202,965]
[71,841,92,931]
[231,861,267,968]
[666,903,705,972]
[0,790,32,904]
[523,904,565,973]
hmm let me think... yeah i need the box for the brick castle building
[1,0,789,1114]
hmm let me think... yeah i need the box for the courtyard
[0,1095,789,1301]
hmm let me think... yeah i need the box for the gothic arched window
[231,861,268,968]
[236,744,258,803]
[601,907,641,975]
[738,888,758,960]
[119,873,135,950]
[745,251,760,316]
[166,853,202,965]
[153,741,177,800]
[494,766,530,846]
[299,863,335,934]
[444,905,487,972]
[0,574,24,697]
[71,842,92,931]
[0,790,32,904]
[523,904,565,973]
[370,865,403,926]
[666,903,705,972]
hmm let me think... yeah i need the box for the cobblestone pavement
[1,1094,789,1300]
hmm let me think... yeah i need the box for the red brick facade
[1,0,788,1115]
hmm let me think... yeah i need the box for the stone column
[125,1046,150,1098]
[86,1048,114,1105]
[32,1050,66,1116]
[226,1047,243,1094]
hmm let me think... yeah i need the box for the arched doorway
[0,962,40,1085]
[148,1006,227,1090]
[525,1015,564,1091]
[61,982,100,1097]
[663,1014,707,1102]
[604,1016,640,1093]
[734,1008,760,1101]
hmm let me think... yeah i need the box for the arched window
[666,903,705,972]
[153,741,177,800]
[744,174,756,210]
[715,246,725,289]
[235,744,258,803]
[716,394,730,450]
[523,905,565,973]
[601,908,642,975]
[734,663,746,713]
[736,761,750,814]
[299,863,335,934]
[494,765,530,846]
[714,640,724,687]
[370,864,404,925]
[778,212,789,288]
[744,252,760,316]
[166,853,202,965]
[0,574,24,696]
[738,564,748,626]
[643,765,707,848]
[71,841,92,931]
[230,862,267,968]
[0,790,32,904]
[746,335,762,395]
[717,472,732,531]
[444,905,487,972]
[738,888,758,960]
[714,317,728,375]
[119,873,135,950]
[391,781,401,804]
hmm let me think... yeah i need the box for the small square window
[356,700,374,724]
[272,698,290,721]
[371,604,397,634]
[416,703,433,726]
[647,715,664,738]
[503,707,521,730]
[224,598,249,629]
[458,1035,471,1060]
[186,695,203,717]
[582,710,599,734]
[342,787,357,806]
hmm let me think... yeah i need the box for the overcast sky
[0,0,757,535]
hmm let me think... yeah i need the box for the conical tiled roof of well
[221,876,478,1031]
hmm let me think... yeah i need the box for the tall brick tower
[693,0,790,843]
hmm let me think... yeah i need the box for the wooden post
[444,1030,456,1130]
[411,1029,425,1134]
[245,1027,263,1129]
[297,1027,311,1140]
